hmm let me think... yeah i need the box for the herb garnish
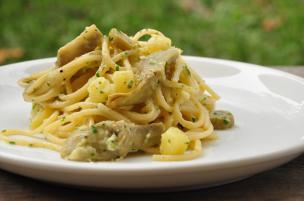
[61,116,66,123]
[223,119,230,125]
[127,80,134,89]
[201,96,207,102]
[96,71,100,77]
[183,65,191,76]
[91,125,98,134]
[191,117,196,122]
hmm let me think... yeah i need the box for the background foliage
[0,0,303,65]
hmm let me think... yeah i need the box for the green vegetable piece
[210,110,234,130]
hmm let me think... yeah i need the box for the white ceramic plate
[0,57,303,191]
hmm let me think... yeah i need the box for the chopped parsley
[90,153,96,157]
[95,71,100,77]
[47,82,51,87]
[1,129,7,133]
[223,119,230,125]
[213,111,219,115]
[168,139,171,144]
[127,80,134,89]
[29,143,33,147]
[9,141,16,145]
[115,65,120,71]
[99,90,104,94]
[109,36,114,41]
[183,65,191,76]
[91,125,98,134]
[201,96,207,102]
[191,117,196,122]
[61,116,65,122]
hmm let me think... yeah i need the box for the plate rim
[0,56,303,174]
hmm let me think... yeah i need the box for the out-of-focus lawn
[0,0,303,65]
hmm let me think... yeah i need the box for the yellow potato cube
[141,35,171,55]
[160,127,190,155]
[112,70,135,93]
[88,77,112,103]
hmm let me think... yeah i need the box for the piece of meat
[109,28,136,50]
[56,24,103,67]
[107,48,181,108]
[61,120,164,161]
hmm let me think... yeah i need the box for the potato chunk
[88,77,112,103]
[160,127,190,155]
[112,71,135,93]
[140,35,172,55]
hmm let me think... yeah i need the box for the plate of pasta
[0,25,303,190]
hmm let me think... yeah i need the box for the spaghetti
[1,25,222,161]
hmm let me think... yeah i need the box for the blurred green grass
[0,0,303,65]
